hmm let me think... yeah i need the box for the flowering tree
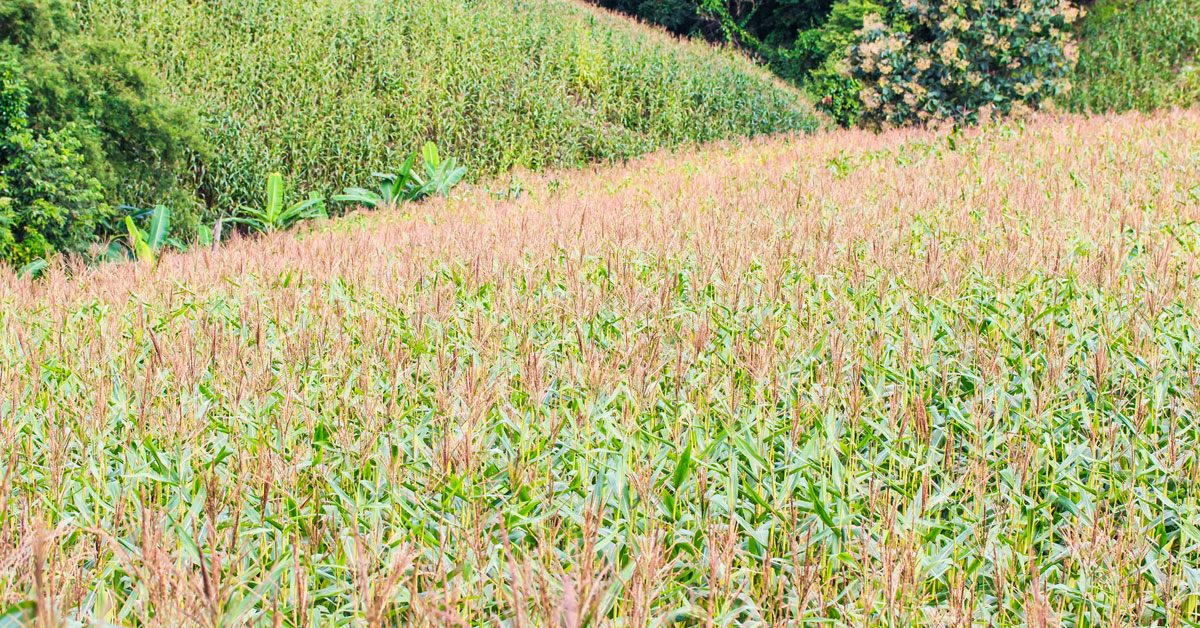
[846,0,1082,127]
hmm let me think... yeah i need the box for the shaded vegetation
[0,0,204,263]
[592,0,1200,124]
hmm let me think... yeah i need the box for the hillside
[3,109,1200,624]
[1070,0,1200,112]
[74,0,820,210]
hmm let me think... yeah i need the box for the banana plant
[123,204,173,264]
[232,172,326,234]
[335,143,466,210]
[333,155,418,209]
[196,219,215,249]
[410,142,467,199]
[17,259,47,279]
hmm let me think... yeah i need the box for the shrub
[809,67,864,127]
[0,56,25,133]
[823,0,892,58]
[772,29,827,83]
[0,125,110,264]
[0,0,206,263]
[2,49,110,264]
[802,0,891,127]
[846,0,1081,127]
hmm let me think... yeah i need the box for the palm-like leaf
[333,188,383,208]
[125,216,154,263]
[421,142,439,169]
[228,209,270,233]
[278,193,327,229]
[335,146,464,210]
[147,205,171,251]
[17,259,48,278]
[234,173,324,233]
[394,154,418,198]
[266,172,284,224]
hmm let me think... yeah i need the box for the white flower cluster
[845,0,1081,127]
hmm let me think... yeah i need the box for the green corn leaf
[671,442,693,490]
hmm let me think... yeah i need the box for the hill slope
[76,0,820,209]
[1070,0,1200,112]
[4,110,1200,624]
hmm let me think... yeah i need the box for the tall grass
[74,0,820,210]
[1069,0,1200,113]
[2,109,1200,624]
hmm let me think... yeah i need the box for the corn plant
[231,172,326,234]
[75,0,820,212]
[1070,0,1200,113]
[3,111,1199,626]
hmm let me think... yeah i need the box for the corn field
[74,0,820,211]
[2,110,1200,625]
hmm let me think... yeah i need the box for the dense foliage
[590,0,835,49]
[587,0,894,123]
[0,0,819,265]
[0,0,205,264]
[592,0,1197,126]
[1,0,1184,266]
[76,0,819,211]
[847,0,1080,127]
[1068,0,1200,112]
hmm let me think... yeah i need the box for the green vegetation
[790,0,890,127]
[76,0,820,211]
[3,110,1200,625]
[230,172,327,235]
[586,0,1091,126]
[588,0,843,82]
[122,204,171,264]
[591,0,1200,125]
[0,0,204,264]
[0,0,819,265]
[848,0,1080,127]
[586,0,908,125]
[2,0,1199,623]
[335,143,468,210]
[1069,0,1200,112]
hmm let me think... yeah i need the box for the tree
[0,0,206,263]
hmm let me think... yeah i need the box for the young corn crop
[74,0,820,210]
[2,110,1200,625]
